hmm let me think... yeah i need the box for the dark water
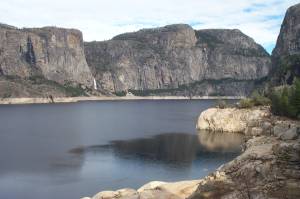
[0,100,243,199]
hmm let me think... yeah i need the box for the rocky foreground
[192,107,300,199]
[83,107,300,199]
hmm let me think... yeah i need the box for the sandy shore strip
[0,96,244,105]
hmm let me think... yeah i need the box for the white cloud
[0,0,299,52]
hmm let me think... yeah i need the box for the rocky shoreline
[191,107,300,199]
[83,107,300,199]
[0,96,243,105]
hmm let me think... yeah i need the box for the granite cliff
[271,3,300,85]
[0,23,271,98]
[0,24,94,97]
[85,25,271,96]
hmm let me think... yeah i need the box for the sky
[0,0,299,54]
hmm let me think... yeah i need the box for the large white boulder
[89,180,201,199]
[196,108,269,133]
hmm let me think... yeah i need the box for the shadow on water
[70,131,245,167]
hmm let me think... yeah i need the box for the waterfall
[93,78,97,90]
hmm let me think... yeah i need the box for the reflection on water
[70,131,244,166]
[111,133,199,163]
[197,130,245,152]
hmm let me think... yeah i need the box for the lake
[0,100,243,199]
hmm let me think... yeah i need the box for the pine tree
[291,78,300,117]
[280,88,290,116]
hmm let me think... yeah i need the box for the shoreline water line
[0,96,244,105]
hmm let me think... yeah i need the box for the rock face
[190,135,300,199]
[271,3,300,85]
[84,24,271,96]
[193,107,300,199]
[196,107,270,133]
[273,3,300,59]
[0,24,94,88]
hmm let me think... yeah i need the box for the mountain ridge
[85,24,271,96]
[0,23,272,97]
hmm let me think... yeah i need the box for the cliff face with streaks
[0,22,273,97]
[271,3,300,85]
[0,24,94,97]
[84,24,271,96]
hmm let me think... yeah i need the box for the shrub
[63,82,87,97]
[64,84,87,97]
[114,91,127,96]
[270,78,300,118]
[290,78,300,111]
[250,90,271,106]
[237,98,255,109]
[277,54,300,84]
[216,100,228,109]
[235,91,271,109]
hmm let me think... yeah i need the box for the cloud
[0,0,298,53]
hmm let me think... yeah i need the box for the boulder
[138,181,166,192]
[90,180,201,199]
[274,121,292,137]
[196,107,269,133]
[280,128,299,140]
[92,189,138,199]
[273,120,300,140]
[248,127,263,136]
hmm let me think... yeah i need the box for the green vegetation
[29,76,87,97]
[216,100,229,109]
[63,82,87,97]
[277,54,300,84]
[114,91,127,96]
[125,78,266,97]
[29,76,62,87]
[250,90,271,106]
[270,78,300,119]
[128,88,178,96]
[237,98,255,109]
[236,91,271,109]
[3,75,19,80]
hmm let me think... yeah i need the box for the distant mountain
[85,25,271,97]
[0,23,273,98]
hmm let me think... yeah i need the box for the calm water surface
[0,100,243,199]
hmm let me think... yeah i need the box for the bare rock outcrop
[196,107,270,133]
[192,107,300,199]
[272,3,300,59]
[271,3,300,85]
[189,135,300,199]
[0,25,94,88]
[84,24,271,96]
[84,180,201,199]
